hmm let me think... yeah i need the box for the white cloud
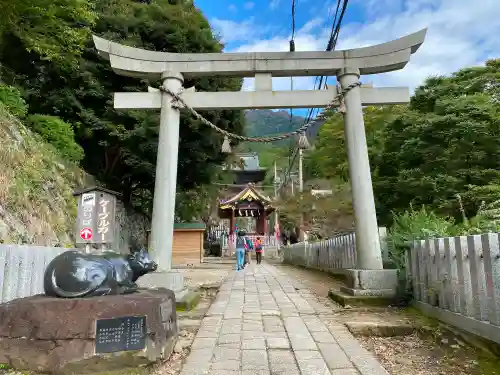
[216,0,500,94]
[336,0,500,90]
[244,2,255,10]
[234,33,329,92]
[269,0,280,9]
[211,17,272,44]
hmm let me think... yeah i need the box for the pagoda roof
[225,152,267,172]
[219,183,273,210]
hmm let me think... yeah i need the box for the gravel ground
[182,267,230,289]
[275,264,500,375]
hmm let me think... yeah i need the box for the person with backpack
[254,237,263,264]
[235,230,247,270]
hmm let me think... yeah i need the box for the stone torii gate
[93,29,426,295]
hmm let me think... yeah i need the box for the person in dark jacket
[281,232,288,246]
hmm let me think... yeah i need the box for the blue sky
[193,0,500,115]
[195,0,367,52]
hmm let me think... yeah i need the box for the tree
[0,0,96,66]
[302,59,500,225]
[277,179,354,238]
[376,60,500,222]
[304,106,404,181]
[0,0,244,215]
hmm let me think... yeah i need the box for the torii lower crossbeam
[114,86,410,110]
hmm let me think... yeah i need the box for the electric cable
[279,0,350,193]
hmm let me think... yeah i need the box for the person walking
[254,236,263,264]
[244,234,253,267]
[235,230,247,271]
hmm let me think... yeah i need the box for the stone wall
[113,201,150,254]
[0,103,151,250]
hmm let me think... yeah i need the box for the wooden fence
[407,233,500,344]
[0,245,66,303]
[283,228,387,273]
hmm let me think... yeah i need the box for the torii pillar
[93,29,426,296]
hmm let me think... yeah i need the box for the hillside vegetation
[0,0,243,224]
[0,103,90,245]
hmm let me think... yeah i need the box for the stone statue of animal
[43,248,158,298]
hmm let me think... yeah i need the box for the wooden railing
[282,228,388,274]
[407,233,500,344]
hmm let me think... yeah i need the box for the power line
[279,0,350,192]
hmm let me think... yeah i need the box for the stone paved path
[179,263,389,375]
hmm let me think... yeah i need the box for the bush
[26,114,84,163]
[387,207,455,269]
[387,201,500,270]
[0,84,27,118]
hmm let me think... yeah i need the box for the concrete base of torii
[329,269,400,307]
[137,271,201,311]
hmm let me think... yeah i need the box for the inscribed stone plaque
[95,316,146,353]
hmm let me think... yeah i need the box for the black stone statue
[43,248,158,298]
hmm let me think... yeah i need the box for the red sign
[80,227,93,241]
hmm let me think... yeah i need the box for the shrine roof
[219,183,273,209]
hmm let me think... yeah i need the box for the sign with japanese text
[75,190,116,244]
[95,192,116,244]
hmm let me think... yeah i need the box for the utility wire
[279,0,350,192]
[282,1,341,185]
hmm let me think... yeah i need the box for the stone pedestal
[137,270,185,294]
[137,271,200,311]
[341,269,398,296]
[329,269,399,307]
[0,289,177,374]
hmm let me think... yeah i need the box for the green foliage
[387,194,500,270]
[244,110,305,140]
[27,114,84,163]
[0,103,86,244]
[0,84,27,118]
[0,0,96,66]
[377,93,500,223]
[304,106,404,182]
[307,59,500,225]
[0,0,244,215]
[240,109,305,181]
[387,207,455,268]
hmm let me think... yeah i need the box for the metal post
[149,71,184,271]
[274,162,280,251]
[338,67,383,270]
[298,149,304,193]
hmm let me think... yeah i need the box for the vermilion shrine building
[217,153,278,255]
[218,183,275,236]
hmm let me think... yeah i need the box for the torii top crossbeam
[93,29,427,79]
